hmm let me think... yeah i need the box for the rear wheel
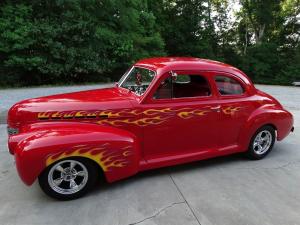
[246,125,276,160]
[39,158,98,200]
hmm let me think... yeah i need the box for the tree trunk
[255,24,265,45]
[244,22,248,55]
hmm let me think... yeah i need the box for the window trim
[118,66,157,97]
[213,74,248,98]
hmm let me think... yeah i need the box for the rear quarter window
[215,75,245,95]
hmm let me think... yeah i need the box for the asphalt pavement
[0,84,299,225]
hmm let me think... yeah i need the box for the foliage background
[0,0,299,87]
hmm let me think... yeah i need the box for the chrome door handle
[211,106,221,112]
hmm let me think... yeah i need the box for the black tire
[38,157,98,200]
[246,125,276,160]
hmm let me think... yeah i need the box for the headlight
[7,126,19,135]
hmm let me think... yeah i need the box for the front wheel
[246,125,276,160]
[38,158,98,200]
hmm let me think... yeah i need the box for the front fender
[8,122,141,185]
[238,104,293,151]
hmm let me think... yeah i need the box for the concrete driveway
[0,84,299,225]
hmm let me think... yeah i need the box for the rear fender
[9,122,141,185]
[238,104,293,151]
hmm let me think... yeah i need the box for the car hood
[8,87,135,127]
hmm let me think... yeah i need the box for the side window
[154,76,172,99]
[154,74,211,99]
[176,75,190,83]
[215,75,244,95]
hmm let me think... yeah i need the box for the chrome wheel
[48,160,88,195]
[253,130,273,155]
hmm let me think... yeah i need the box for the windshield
[119,67,156,96]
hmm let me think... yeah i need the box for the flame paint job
[38,110,128,120]
[37,107,211,127]
[7,57,294,187]
[46,144,132,172]
[222,106,243,115]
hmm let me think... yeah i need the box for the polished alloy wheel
[253,130,273,155]
[48,160,88,195]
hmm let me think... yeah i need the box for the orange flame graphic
[86,112,99,118]
[46,144,131,172]
[63,112,75,119]
[98,116,168,127]
[222,106,242,115]
[115,108,174,116]
[142,108,173,116]
[51,111,63,119]
[38,106,242,127]
[99,111,122,118]
[38,112,52,119]
[74,111,87,118]
[177,109,209,119]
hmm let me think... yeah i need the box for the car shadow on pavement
[89,141,293,197]
[89,153,246,195]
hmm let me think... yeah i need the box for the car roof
[135,57,251,84]
[136,57,228,69]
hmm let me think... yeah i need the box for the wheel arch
[237,104,291,151]
[263,123,277,134]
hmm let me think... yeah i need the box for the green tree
[236,0,300,84]
[0,0,299,87]
[149,0,217,58]
[0,0,165,87]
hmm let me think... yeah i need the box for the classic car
[7,57,294,200]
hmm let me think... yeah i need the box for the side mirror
[170,71,177,81]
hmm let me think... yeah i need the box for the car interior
[154,74,211,99]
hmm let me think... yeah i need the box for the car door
[141,71,221,161]
[212,72,257,150]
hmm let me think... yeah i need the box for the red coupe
[7,57,294,200]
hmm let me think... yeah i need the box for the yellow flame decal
[115,108,174,116]
[86,112,98,118]
[38,106,240,126]
[74,111,86,118]
[46,145,131,172]
[142,108,173,116]
[177,109,209,119]
[98,116,167,127]
[99,111,122,118]
[63,112,75,119]
[222,106,242,115]
[51,111,63,119]
[38,112,52,119]
[123,150,132,157]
